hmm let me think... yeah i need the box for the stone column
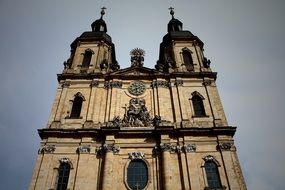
[74,145,99,189]
[101,144,120,190]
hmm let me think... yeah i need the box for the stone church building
[29,8,246,190]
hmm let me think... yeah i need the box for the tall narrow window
[192,95,206,116]
[127,160,148,190]
[82,50,92,68]
[56,163,70,190]
[205,161,222,188]
[182,50,193,71]
[70,96,83,118]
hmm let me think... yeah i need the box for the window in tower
[173,25,182,31]
[100,25,105,31]
[127,160,148,190]
[56,162,70,190]
[70,93,85,118]
[82,50,93,68]
[205,161,222,189]
[182,49,194,71]
[191,92,206,117]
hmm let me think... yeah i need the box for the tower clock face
[128,81,146,96]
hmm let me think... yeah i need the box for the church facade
[29,8,246,190]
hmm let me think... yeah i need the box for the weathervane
[100,7,106,19]
[169,7,174,18]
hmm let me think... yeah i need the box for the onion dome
[167,7,183,32]
[91,7,107,32]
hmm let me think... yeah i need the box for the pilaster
[101,143,120,190]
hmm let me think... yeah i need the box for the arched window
[56,162,70,190]
[192,95,206,117]
[182,50,193,71]
[70,93,84,118]
[205,161,222,188]
[82,50,92,68]
[127,160,148,190]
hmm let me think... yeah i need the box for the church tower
[30,8,246,190]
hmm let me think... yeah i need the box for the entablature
[38,126,236,140]
[57,70,217,82]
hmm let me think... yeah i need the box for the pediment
[111,66,158,76]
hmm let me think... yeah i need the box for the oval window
[127,160,148,190]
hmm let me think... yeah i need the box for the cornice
[57,71,217,82]
[38,126,236,139]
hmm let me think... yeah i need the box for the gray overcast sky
[0,0,285,189]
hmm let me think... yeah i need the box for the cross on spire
[100,7,106,19]
[169,7,174,18]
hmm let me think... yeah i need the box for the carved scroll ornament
[103,144,120,154]
[78,145,91,154]
[218,142,234,151]
[183,144,196,153]
[39,145,55,154]
[160,143,177,153]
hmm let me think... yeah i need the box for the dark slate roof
[70,31,113,48]
[162,31,204,47]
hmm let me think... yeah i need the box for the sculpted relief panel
[108,98,161,127]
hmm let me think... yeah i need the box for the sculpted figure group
[109,98,161,127]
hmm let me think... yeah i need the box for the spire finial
[100,7,106,19]
[169,7,174,19]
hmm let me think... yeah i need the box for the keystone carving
[202,155,221,167]
[59,157,71,164]
[128,152,145,160]
[203,155,215,162]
